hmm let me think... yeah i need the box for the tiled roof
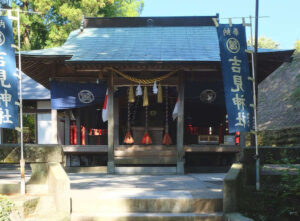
[21,26,293,63]
[22,26,221,62]
[22,72,50,100]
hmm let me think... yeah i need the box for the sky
[141,0,300,49]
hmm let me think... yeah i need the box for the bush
[240,164,300,221]
[0,196,17,221]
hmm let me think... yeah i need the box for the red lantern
[124,130,134,144]
[141,131,152,145]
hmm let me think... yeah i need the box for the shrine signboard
[217,24,253,133]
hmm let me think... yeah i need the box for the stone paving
[69,173,225,200]
[0,169,31,184]
[0,167,225,200]
[1,169,226,220]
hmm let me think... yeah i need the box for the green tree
[294,40,300,54]
[248,36,280,49]
[10,0,144,50]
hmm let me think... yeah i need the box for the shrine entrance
[105,67,183,173]
[114,85,178,171]
[108,68,235,174]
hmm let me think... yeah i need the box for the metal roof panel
[21,26,292,62]
[22,26,221,62]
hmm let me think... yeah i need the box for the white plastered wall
[37,100,57,144]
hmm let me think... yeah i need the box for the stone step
[25,211,70,221]
[115,166,177,175]
[6,194,57,219]
[114,157,177,165]
[71,212,224,221]
[71,189,222,213]
[65,166,107,174]
[26,184,48,194]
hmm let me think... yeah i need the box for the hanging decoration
[102,89,108,122]
[162,86,173,145]
[105,67,180,84]
[129,85,135,103]
[157,83,163,103]
[131,95,140,125]
[141,106,152,144]
[136,83,142,96]
[153,81,158,94]
[143,86,149,107]
[172,98,178,120]
[124,98,134,144]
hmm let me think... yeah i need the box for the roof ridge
[84,15,218,28]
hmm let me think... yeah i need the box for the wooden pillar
[177,72,185,174]
[0,128,2,144]
[64,110,70,145]
[240,132,246,148]
[51,109,58,144]
[238,132,247,162]
[76,109,81,145]
[107,73,115,173]
[114,98,119,146]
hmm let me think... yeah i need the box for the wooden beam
[53,76,98,82]
[115,145,176,151]
[62,145,108,153]
[64,110,70,145]
[115,157,176,165]
[110,67,218,72]
[114,150,176,157]
[184,145,240,153]
[113,77,179,86]
[70,62,220,72]
[107,73,115,173]
[176,72,185,174]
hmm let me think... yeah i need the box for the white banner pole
[16,7,25,195]
[1,7,39,195]
[249,15,260,191]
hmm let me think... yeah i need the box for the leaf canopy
[10,0,144,50]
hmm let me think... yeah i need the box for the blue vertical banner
[0,16,19,129]
[217,24,253,133]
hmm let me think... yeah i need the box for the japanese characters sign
[217,24,253,133]
[0,16,18,129]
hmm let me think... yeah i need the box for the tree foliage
[294,40,300,54]
[248,36,280,49]
[10,0,144,50]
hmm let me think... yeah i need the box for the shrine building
[19,15,294,174]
